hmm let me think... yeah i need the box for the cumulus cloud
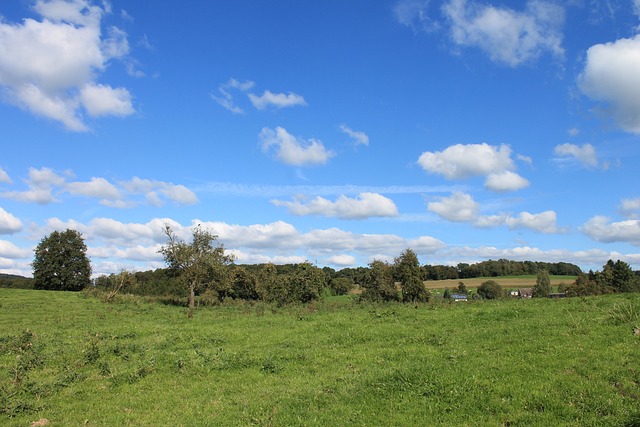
[0,239,30,259]
[0,208,23,234]
[0,168,198,207]
[417,143,527,191]
[426,191,562,233]
[485,171,529,192]
[505,210,561,234]
[582,216,640,245]
[619,197,640,219]
[0,168,12,184]
[259,127,335,166]
[66,177,121,201]
[578,34,640,134]
[1,167,65,204]
[428,191,479,222]
[442,0,565,67]
[0,0,135,131]
[248,90,307,110]
[326,254,357,267]
[271,192,399,219]
[553,143,599,168]
[340,124,369,146]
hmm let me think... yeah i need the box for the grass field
[424,275,577,290]
[1,288,639,426]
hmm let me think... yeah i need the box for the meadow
[424,275,577,290]
[1,288,639,426]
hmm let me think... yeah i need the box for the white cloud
[259,127,335,166]
[0,168,12,184]
[0,208,23,234]
[505,210,560,234]
[394,0,439,32]
[553,143,599,168]
[66,177,121,200]
[442,0,564,67]
[485,171,529,192]
[79,83,134,117]
[0,0,135,130]
[418,143,526,192]
[159,184,198,205]
[272,192,399,219]
[428,191,479,222]
[211,78,255,114]
[0,239,30,259]
[619,197,640,219]
[0,168,198,207]
[418,143,514,179]
[426,191,561,234]
[1,167,65,204]
[326,254,357,266]
[340,124,369,146]
[582,215,640,245]
[248,90,307,110]
[578,34,640,134]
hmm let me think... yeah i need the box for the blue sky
[2,0,640,277]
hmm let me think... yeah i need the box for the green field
[424,275,577,290]
[1,288,639,426]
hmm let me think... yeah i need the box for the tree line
[6,227,640,312]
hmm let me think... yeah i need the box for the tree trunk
[188,281,195,318]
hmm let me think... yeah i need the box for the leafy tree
[457,281,467,295]
[231,266,259,300]
[476,280,504,300]
[532,269,551,298]
[395,249,430,303]
[159,224,234,317]
[329,277,354,295]
[32,229,91,291]
[603,260,640,293]
[361,260,399,302]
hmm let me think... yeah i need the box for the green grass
[1,289,639,426]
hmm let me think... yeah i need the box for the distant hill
[0,273,33,289]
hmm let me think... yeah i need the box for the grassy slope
[1,289,639,426]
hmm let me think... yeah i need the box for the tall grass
[1,289,639,426]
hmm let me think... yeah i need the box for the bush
[476,280,504,300]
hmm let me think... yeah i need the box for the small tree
[360,260,399,302]
[32,229,91,291]
[394,249,430,303]
[457,281,467,295]
[159,224,234,317]
[330,277,354,296]
[532,269,552,298]
[477,280,503,300]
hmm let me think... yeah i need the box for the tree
[476,280,504,300]
[532,269,551,298]
[329,277,354,296]
[360,260,399,302]
[159,224,234,317]
[457,281,467,295]
[32,229,91,291]
[395,249,430,303]
[602,260,640,293]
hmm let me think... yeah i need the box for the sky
[2,0,640,277]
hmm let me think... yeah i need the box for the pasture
[424,275,577,290]
[1,288,639,426]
